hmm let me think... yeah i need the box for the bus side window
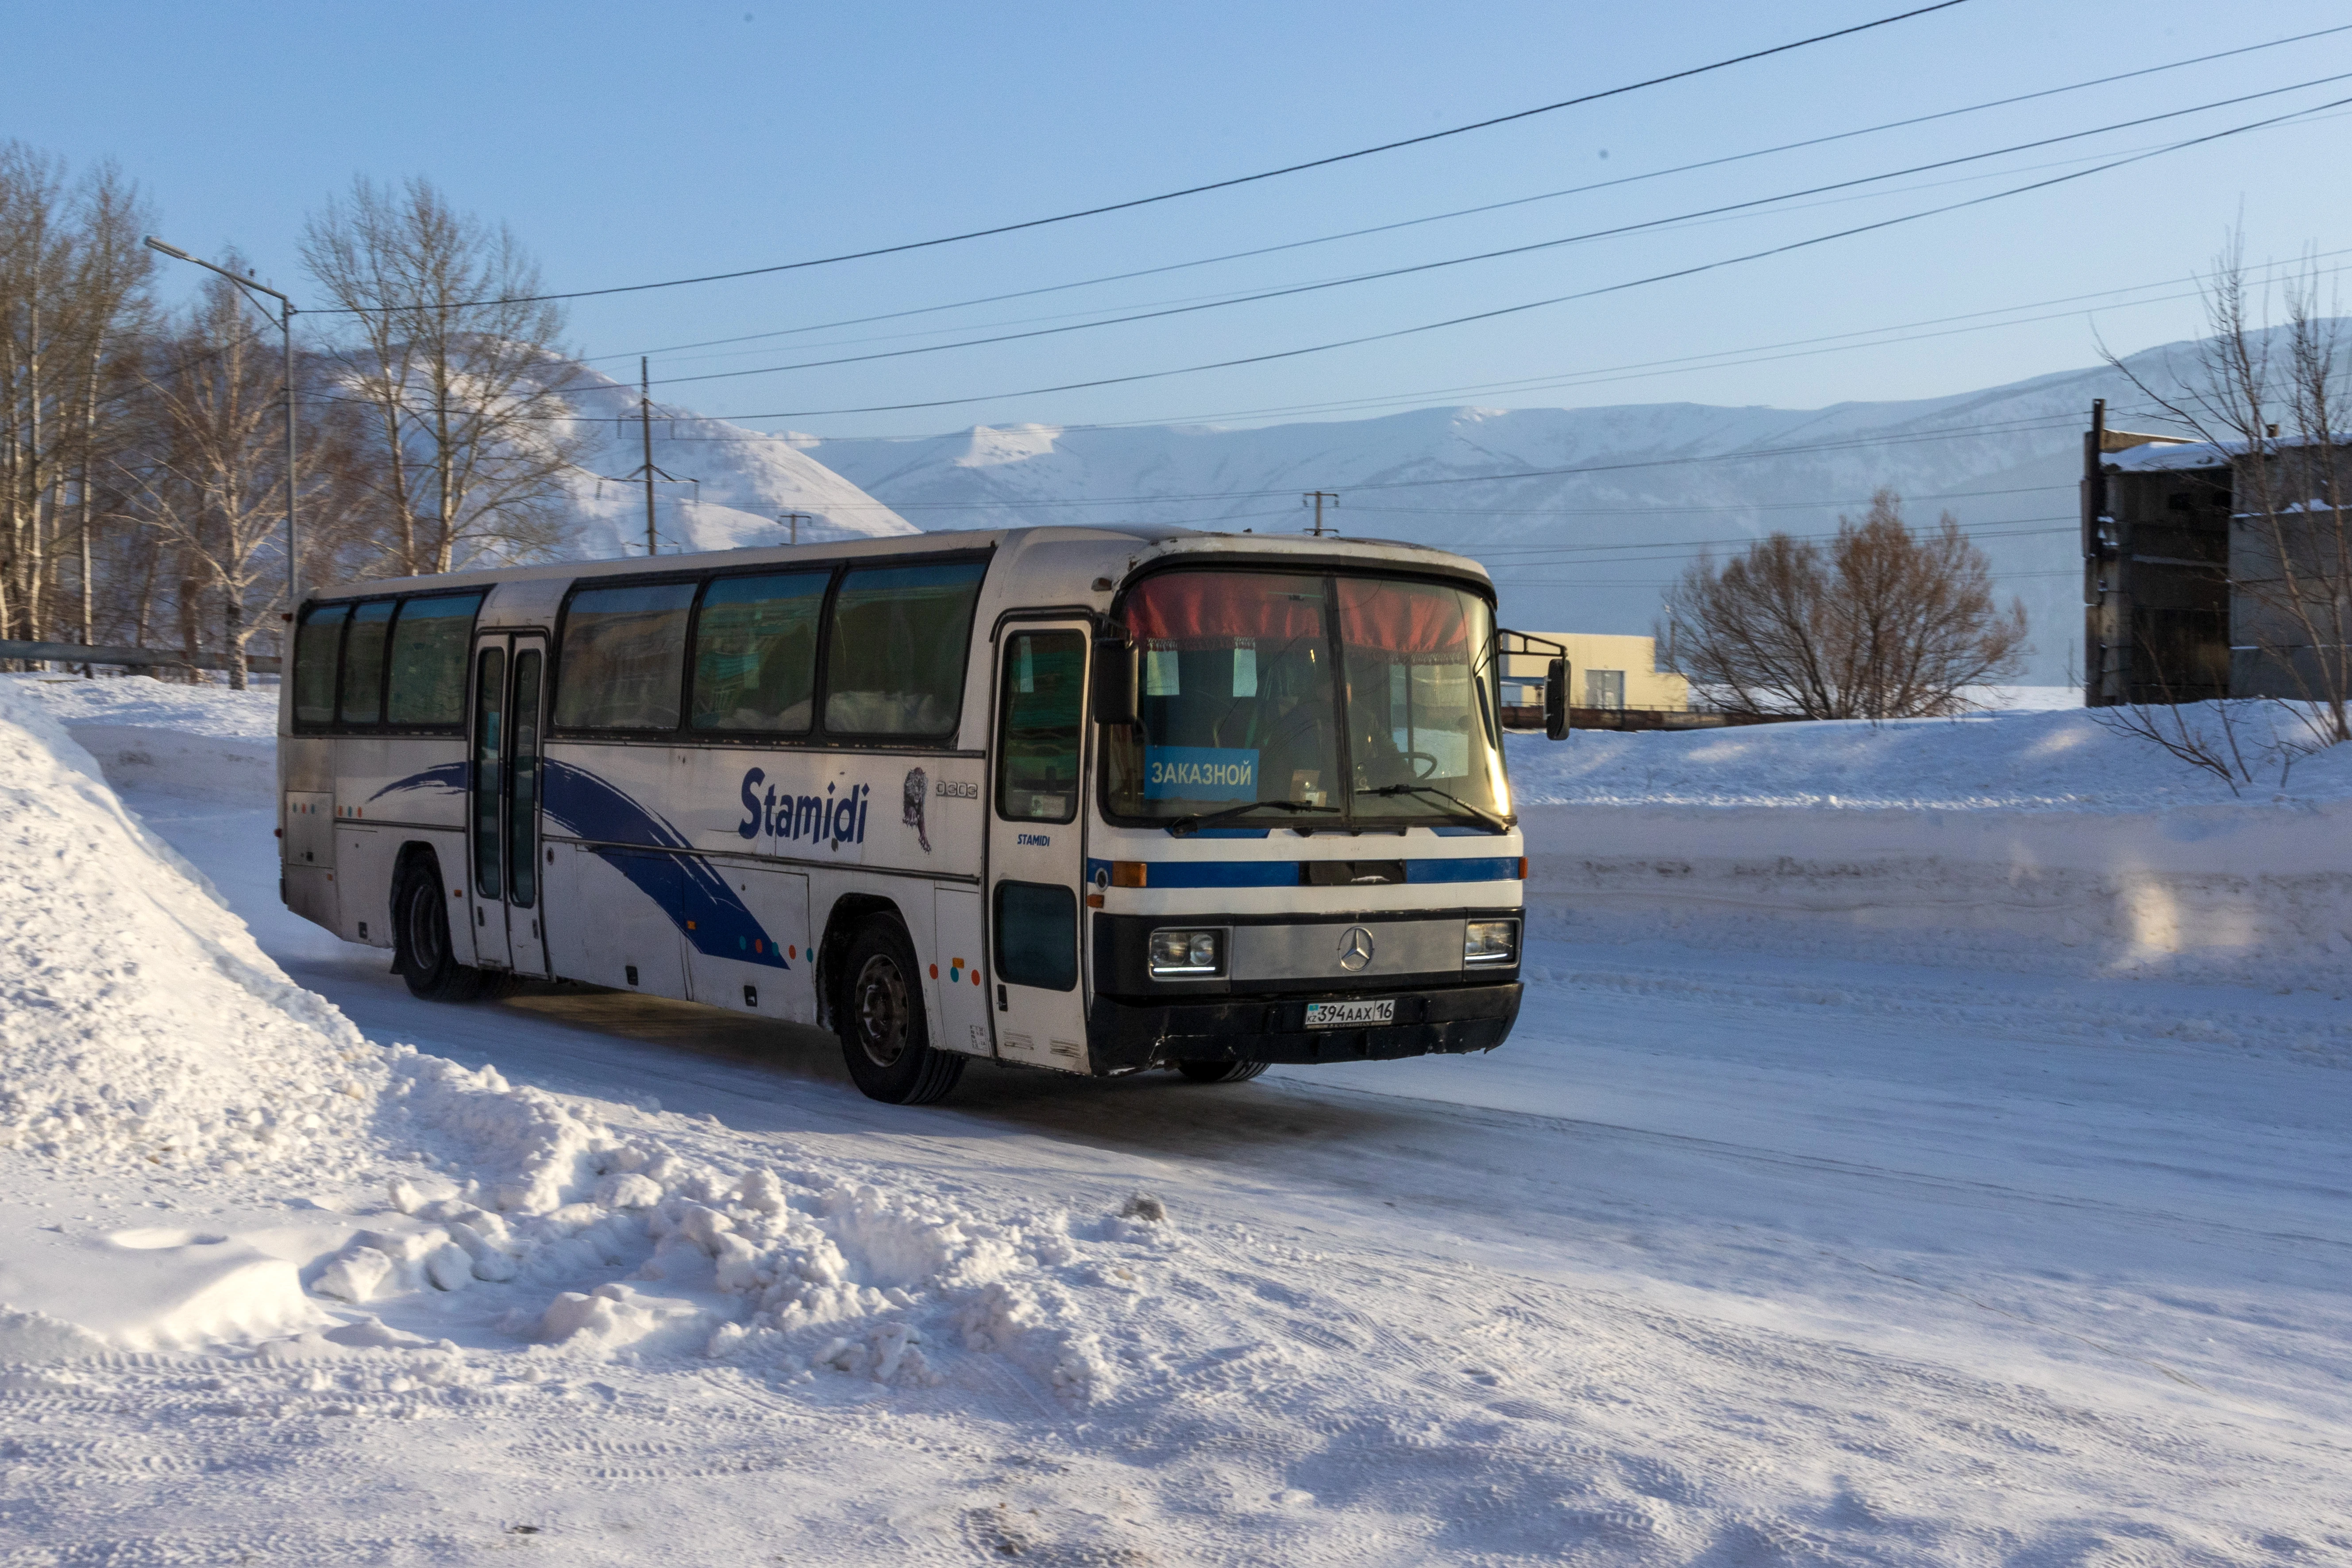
[386,593,486,728]
[691,570,828,732]
[996,631,1084,823]
[339,601,396,726]
[554,582,698,730]
[293,604,348,726]
[823,561,987,738]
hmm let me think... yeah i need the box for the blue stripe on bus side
[1084,855,1519,888]
[1404,856,1519,884]
[539,761,793,971]
[366,760,470,801]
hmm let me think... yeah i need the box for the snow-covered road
[35,783,2340,1562]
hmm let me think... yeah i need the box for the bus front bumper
[1084,981,1523,1075]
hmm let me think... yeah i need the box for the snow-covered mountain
[552,362,915,557]
[768,341,2269,686]
[527,332,2329,684]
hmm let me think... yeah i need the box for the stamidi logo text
[737,769,869,850]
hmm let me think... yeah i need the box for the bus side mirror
[1093,639,1139,725]
[1545,658,1570,740]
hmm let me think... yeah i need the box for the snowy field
[2,673,2349,1564]
[1513,703,2352,990]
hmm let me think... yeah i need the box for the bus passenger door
[467,631,552,977]
[986,624,1092,1071]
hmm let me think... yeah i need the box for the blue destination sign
[1143,746,1259,801]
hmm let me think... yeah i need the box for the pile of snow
[6,671,279,736]
[0,684,374,1178]
[8,672,280,805]
[0,678,1127,1390]
[1511,706,2352,986]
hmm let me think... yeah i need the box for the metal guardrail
[0,639,281,675]
[1500,702,1808,732]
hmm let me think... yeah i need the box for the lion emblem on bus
[904,767,930,852]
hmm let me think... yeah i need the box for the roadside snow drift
[1511,706,2352,986]
[0,679,1111,1391]
[6,676,2351,1562]
[0,684,375,1178]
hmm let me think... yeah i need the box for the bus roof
[303,524,1495,604]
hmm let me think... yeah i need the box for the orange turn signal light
[1516,857,1528,880]
[1110,861,1148,888]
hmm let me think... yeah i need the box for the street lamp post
[143,237,301,634]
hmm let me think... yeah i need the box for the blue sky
[18,0,2352,438]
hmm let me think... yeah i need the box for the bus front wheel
[1175,1059,1269,1084]
[395,857,485,1003]
[837,917,964,1106]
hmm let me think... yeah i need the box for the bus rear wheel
[395,856,485,1003]
[837,917,964,1106]
[1175,1058,1269,1084]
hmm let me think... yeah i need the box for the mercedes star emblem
[1337,926,1375,971]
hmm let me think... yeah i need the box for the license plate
[1304,998,1395,1029]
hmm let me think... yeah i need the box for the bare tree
[0,143,153,661]
[1659,490,2028,719]
[300,177,584,578]
[121,263,308,688]
[2101,243,2352,745]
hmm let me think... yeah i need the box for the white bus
[278,525,1535,1104]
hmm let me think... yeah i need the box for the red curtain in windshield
[1124,572,1326,645]
[1337,578,1471,657]
[1126,570,1477,657]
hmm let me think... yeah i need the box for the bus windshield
[1103,568,1510,828]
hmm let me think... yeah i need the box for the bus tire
[837,916,963,1106]
[1175,1058,1268,1084]
[394,856,485,1003]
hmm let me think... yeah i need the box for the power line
[288,383,2174,516]
[586,22,2352,370]
[593,140,2175,370]
[1362,483,2072,520]
[559,133,2252,380]
[1504,566,2084,585]
[545,241,2352,443]
[1465,516,2077,565]
[661,92,2352,423]
[306,3,1972,315]
[623,71,2352,393]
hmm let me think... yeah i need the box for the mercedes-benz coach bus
[278,525,1534,1104]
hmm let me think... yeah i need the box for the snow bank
[5,674,279,805]
[1511,708,2352,986]
[0,682,375,1177]
[4,672,279,737]
[0,680,1124,1389]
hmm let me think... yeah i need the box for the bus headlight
[1149,928,1224,978]
[1464,919,1519,966]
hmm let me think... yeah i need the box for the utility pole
[781,511,811,546]
[1303,490,1339,536]
[640,358,657,554]
[621,356,681,555]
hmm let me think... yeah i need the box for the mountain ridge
[537,330,2321,685]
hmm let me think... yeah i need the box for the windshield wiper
[1357,782,1511,833]
[1166,799,1340,836]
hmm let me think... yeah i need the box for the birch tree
[0,144,152,659]
[126,264,303,688]
[300,177,584,578]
